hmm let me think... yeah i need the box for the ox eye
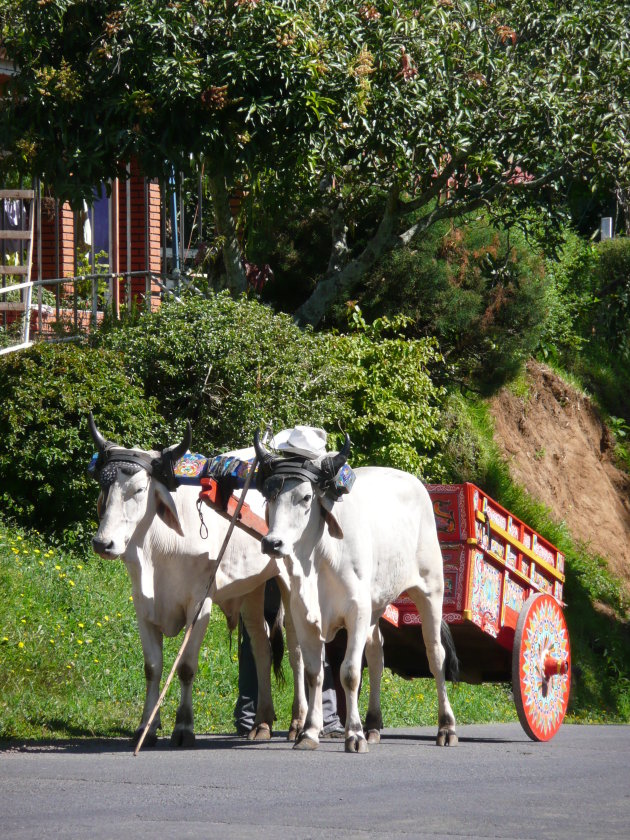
[302,493,312,504]
[134,486,146,496]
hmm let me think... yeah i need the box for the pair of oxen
[89,416,458,753]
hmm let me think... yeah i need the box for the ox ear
[323,509,344,539]
[319,494,343,539]
[154,482,185,537]
[97,490,107,520]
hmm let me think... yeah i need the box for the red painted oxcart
[380,483,571,741]
[193,454,571,742]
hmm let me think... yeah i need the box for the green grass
[1,515,628,744]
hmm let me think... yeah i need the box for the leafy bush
[592,238,630,360]
[538,232,630,424]
[96,292,352,455]
[97,293,449,475]
[355,216,549,393]
[332,308,448,478]
[0,343,169,540]
[537,228,598,365]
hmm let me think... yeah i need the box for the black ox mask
[87,413,192,492]
[253,428,352,502]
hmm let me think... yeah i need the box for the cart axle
[543,655,569,679]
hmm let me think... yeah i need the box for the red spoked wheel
[512,593,571,741]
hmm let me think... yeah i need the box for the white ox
[254,431,458,753]
[89,415,307,747]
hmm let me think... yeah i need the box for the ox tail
[441,620,460,683]
[269,601,286,685]
[270,601,286,685]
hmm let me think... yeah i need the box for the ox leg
[134,619,164,747]
[241,585,274,741]
[408,586,458,746]
[278,578,307,741]
[292,631,324,751]
[171,611,210,748]
[363,622,384,745]
[340,612,370,754]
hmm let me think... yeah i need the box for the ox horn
[88,412,113,453]
[253,427,276,471]
[162,421,192,465]
[328,433,352,475]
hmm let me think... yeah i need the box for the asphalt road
[1,723,628,840]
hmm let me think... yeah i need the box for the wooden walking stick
[133,423,272,756]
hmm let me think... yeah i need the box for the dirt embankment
[489,361,630,590]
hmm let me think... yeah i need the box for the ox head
[88,413,191,558]
[254,429,351,558]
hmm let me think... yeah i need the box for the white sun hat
[275,425,328,459]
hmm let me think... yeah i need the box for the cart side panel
[426,484,470,543]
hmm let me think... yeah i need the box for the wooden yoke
[199,477,268,539]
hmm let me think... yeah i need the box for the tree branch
[294,185,400,327]
[206,172,248,295]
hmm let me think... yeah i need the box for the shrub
[97,293,450,476]
[537,229,598,365]
[592,237,630,360]
[96,293,353,454]
[0,343,169,540]
[355,216,549,393]
[539,232,630,423]
[331,308,448,478]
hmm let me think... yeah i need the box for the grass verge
[1,511,627,745]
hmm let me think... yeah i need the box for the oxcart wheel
[512,593,571,742]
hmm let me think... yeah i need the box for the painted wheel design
[512,593,571,741]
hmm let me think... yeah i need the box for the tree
[0,0,348,291]
[2,1,628,319]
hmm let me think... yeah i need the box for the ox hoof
[436,728,458,747]
[287,721,302,742]
[170,727,196,749]
[293,731,319,751]
[247,723,272,741]
[132,726,158,748]
[366,729,381,745]
[345,735,369,754]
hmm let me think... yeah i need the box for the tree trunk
[207,172,247,295]
[294,187,400,327]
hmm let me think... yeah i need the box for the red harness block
[198,477,268,539]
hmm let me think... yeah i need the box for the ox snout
[261,535,285,557]
[91,536,120,558]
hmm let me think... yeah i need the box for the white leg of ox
[171,610,211,748]
[278,580,307,741]
[291,617,324,750]
[340,607,371,753]
[134,618,164,747]
[407,584,458,746]
[239,584,275,741]
[363,622,384,745]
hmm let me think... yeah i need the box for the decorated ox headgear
[87,412,192,491]
[253,427,353,503]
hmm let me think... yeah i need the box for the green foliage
[2,1,627,231]
[95,292,351,454]
[356,216,549,392]
[96,293,449,475]
[537,229,597,364]
[0,343,169,539]
[537,232,630,423]
[591,238,630,361]
[334,307,448,477]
